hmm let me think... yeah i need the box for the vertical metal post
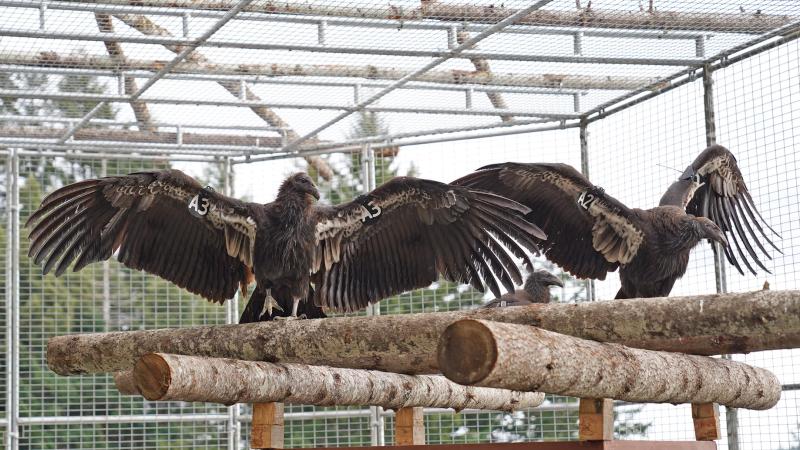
[361,144,384,446]
[578,117,595,302]
[703,63,739,450]
[101,159,111,331]
[223,156,241,450]
[6,150,19,450]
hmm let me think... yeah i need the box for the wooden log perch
[128,353,544,411]
[113,370,139,395]
[437,319,780,410]
[47,290,800,376]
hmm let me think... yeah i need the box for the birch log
[437,319,780,410]
[82,1,795,33]
[3,51,657,90]
[128,353,544,410]
[47,290,800,376]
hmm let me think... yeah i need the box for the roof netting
[0,0,799,159]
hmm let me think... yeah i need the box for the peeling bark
[438,319,780,410]
[84,1,794,33]
[46,290,800,376]
[3,51,657,91]
[112,14,333,180]
[128,353,543,410]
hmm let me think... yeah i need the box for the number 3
[188,194,210,216]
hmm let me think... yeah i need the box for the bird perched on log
[454,145,779,299]
[25,170,545,322]
[482,270,563,307]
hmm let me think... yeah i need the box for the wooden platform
[286,442,716,450]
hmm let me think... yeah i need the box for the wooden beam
[46,290,800,376]
[395,407,425,446]
[579,398,613,441]
[692,403,721,441]
[236,441,717,449]
[251,402,284,449]
[2,51,657,91]
[437,319,780,410]
[82,1,795,34]
[125,353,544,410]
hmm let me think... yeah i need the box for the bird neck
[277,190,313,214]
[672,218,705,252]
[523,278,548,303]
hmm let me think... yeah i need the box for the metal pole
[360,144,384,446]
[101,159,112,331]
[57,0,257,143]
[578,117,595,303]
[281,0,556,153]
[703,63,738,450]
[5,150,19,450]
[222,156,241,450]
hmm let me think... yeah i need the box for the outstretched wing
[453,163,643,280]
[659,144,780,275]
[311,177,545,312]
[26,169,256,303]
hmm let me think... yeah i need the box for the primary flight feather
[26,170,546,322]
[454,144,778,299]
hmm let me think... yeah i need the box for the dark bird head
[523,270,564,302]
[695,217,728,247]
[280,172,320,201]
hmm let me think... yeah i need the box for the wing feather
[25,169,256,304]
[659,144,780,274]
[311,177,541,312]
[454,162,643,279]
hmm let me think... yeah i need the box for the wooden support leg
[251,402,284,449]
[692,403,720,441]
[578,398,613,441]
[395,407,425,445]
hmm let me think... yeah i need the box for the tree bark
[455,30,513,122]
[438,319,780,410]
[113,370,139,395]
[83,1,794,33]
[126,353,543,410]
[47,290,800,376]
[3,51,657,91]
[111,14,333,180]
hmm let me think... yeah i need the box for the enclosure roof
[1,0,799,163]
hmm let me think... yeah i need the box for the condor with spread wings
[26,170,544,322]
[454,145,779,299]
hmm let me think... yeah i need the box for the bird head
[695,217,728,247]
[282,173,320,201]
[525,270,564,292]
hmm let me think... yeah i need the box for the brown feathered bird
[482,270,563,307]
[26,170,546,322]
[454,145,779,299]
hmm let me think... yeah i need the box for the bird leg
[263,289,283,317]
[273,297,303,321]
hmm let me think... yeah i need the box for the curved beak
[709,230,728,247]
[541,272,564,288]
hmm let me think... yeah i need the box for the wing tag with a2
[188,186,215,218]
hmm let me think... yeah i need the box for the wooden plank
[692,403,721,441]
[251,402,284,449]
[395,407,425,445]
[280,440,716,449]
[579,398,614,441]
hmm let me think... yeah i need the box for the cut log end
[437,319,497,385]
[133,353,172,401]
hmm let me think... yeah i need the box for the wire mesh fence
[1,0,800,448]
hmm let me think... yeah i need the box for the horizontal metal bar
[238,120,581,163]
[0,90,578,119]
[0,28,704,66]
[0,138,280,155]
[0,114,286,132]
[15,149,224,162]
[18,413,231,426]
[0,0,710,40]
[0,65,586,97]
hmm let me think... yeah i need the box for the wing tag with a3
[188,187,214,218]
